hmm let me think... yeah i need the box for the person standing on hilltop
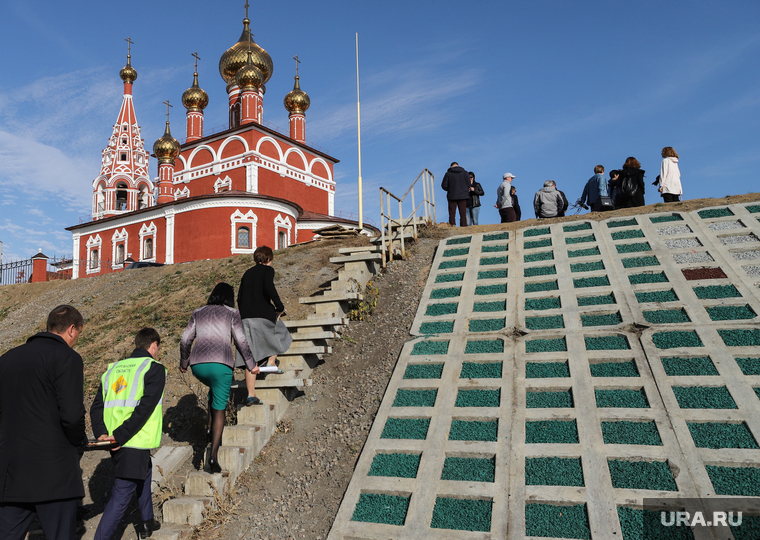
[578,165,612,212]
[615,157,646,208]
[465,171,484,226]
[441,162,471,227]
[533,180,566,219]
[495,173,516,223]
[511,185,522,221]
[658,147,682,202]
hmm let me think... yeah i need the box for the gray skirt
[235,317,293,367]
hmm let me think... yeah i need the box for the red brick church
[67,5,362,278]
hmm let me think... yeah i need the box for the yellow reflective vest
[101,357,165,449]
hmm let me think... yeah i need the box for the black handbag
[598,196,614,208]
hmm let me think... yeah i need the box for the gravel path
[657,225,692,235]
[664,238,702,249]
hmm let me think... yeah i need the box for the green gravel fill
[573,275,611,288]
[736,357,760,375]
[411,340,449,355]
[483,231,509,241]
[608,218,638,228]
[612,229,646,240]
[430,287,461,299]
[687,422,759,449]
[525,238,552,249]
[446,236,472,245]
[706,465,760,496]
[526,457,584,486]
[393,389,438,407]
[430,497,492,532]
[601,421,662,445]
[425,302,458,316]
[381,418,431,439]
[608,459,677,491]
[693,284,741,299]
[474,284,507,295]
[564,222,593,232]
[525,503,590,539]
[456,389,501,407]
[526,337,567,352]
[590,360,639,377]
[525,315,565,330]
[629,271,669,284]
[461,362,502,378]
[525,296,561,310]
[441,457,496,482]
[617,507,695,540]
[566,234,596,244]
[747,205,760,213]
[595,388,650,408]
[635,289,678,303]
[443,247,469,257]
[578,293,616,306]
[622,255,660,268]
[438,259,467,269]
[616,242,652,254]
[652,330,703,349]
[568,246,601,258]
[477,269,507,279]
[525,420,579,444]
[643,308,691,324]
[403,363,443,379]
[581,312,622,326]
[473,301,505,312]
[661,356,718,376]
[672,386,737,409]
[707,304,757,321]
[368,453,421,478]
[525,280,559,292]
[698,207,734,218]
[524,264,557,277]
[352,493,409,525]
[482,243,508,252]
[449,420,498,441]
[419,321,454,334]
[570,260,605,272]
[526,361,570,378]
[464,339,504,354]
[469,318,505,332]
[434,272,464,283]
[732,514,760,540]
[526,389,574,408]
[650,213,684,223]
[525,250,554,262]
[480,256,508,265]
[585,335,631,350]
[718,328,760,347]
[524,227,551,237]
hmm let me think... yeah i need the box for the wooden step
[337,246,381,254]
[281,342,331,355]
[290,329,336,341]
[237,375,313,390]
[284,316,346,328]
[299,291,361,304]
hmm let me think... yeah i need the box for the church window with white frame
[274,214,292,250]
[111,228,128,269]
[86,234,102,274]
[214,175,232,193]
[139,222,157,261]
[230,209,257,254]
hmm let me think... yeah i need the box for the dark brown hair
[254,246,274,265]
[661,147,679,159]
[623,157,641,169]
[135,327,161,350]
[594,165,604,174]
[47,305,84,334]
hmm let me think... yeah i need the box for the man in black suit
[0,305,87,540]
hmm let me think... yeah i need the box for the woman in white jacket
[659,147,682,202]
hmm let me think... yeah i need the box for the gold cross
[244,0,249,19]
[293,55,300,76]
[192,51,201,72]
[125,37,134,56]
[162,100,173,122]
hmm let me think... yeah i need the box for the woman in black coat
[614,156,646,208]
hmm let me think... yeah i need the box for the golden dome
[218,17,273,85]
[120,54,137,83]
[153,122,180,164]
[236,51,263,91]
[284,76,310,114]
[182,72,209,111]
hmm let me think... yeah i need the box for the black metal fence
[0,259,34,285]
[0,257,121,285]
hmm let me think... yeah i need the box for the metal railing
[0,259,33,285]
[379,168,436,267]
[0,257,122,285]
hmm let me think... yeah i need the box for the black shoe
[135,518,161,539]
[208,457,222,474]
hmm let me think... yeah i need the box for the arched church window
[144,238,153,259]
[278,231,288,250]
[116,244,125,264]
[90,249,99,269]
[138,186,151,209]
[116,182,128,211]
[237,226,251,249]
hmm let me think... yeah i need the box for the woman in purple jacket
[180,282,258,473]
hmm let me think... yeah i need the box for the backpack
[621,173,640,199]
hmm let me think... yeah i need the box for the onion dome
[120,54,138,83]
[236,50,263,91]
[182,72,209,111]
[153,122,180,164]
[284,76,310,114]
[218,15,273,85]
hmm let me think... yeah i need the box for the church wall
[257,167,329,214]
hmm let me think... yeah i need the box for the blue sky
[1,0,759,262]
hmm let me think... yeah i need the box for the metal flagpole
[356,33,364,230]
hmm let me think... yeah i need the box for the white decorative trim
[139,222,157,261]
[274,214,292,249]
[231,209,257,254]
[72,234,81,280]
[165,209,175,265]
[111,228,128,269]
[174,186,190,200]
[255,136,284,161]
[328,190,335,216]
[214,175,232,193]
[246,163,258,193]
[86,234,102,274]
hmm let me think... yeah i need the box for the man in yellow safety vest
[90,328,166,540]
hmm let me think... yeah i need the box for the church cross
[293,55,300,76]
[163,100,173,122]
[192,51,201,72]
[244,0,249,19]
[125,37,134,56]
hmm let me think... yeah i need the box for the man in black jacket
[441,162,470,227]
[465,171,485,226]
[0,305,87,540]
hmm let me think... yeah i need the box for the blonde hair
[661,147,679,159]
